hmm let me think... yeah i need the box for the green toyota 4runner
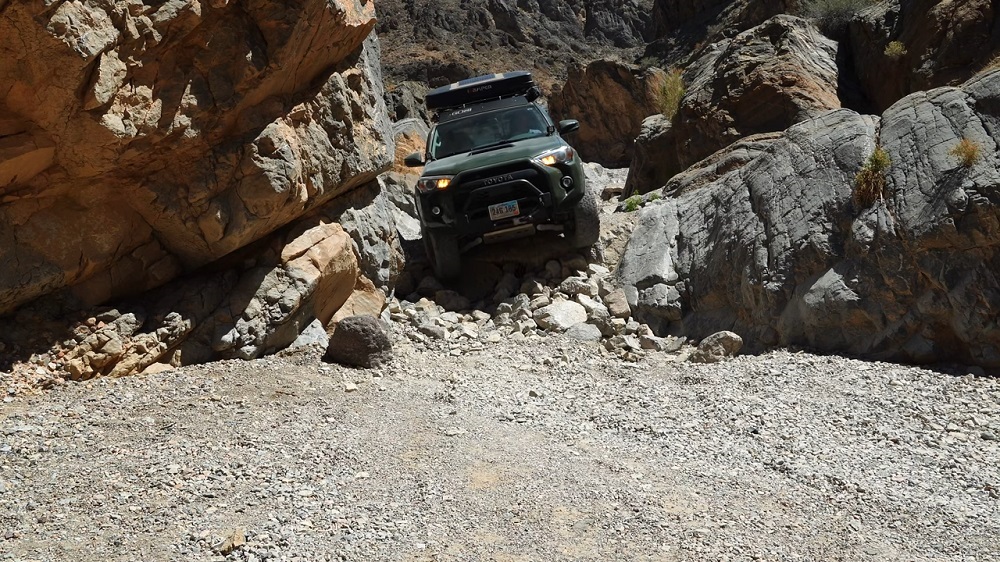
[404,71,599,279]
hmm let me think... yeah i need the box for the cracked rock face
[620,69,1000,369]
[377,0,654,89]
[0,0,392,315]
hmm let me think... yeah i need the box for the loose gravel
[2,330,998,561]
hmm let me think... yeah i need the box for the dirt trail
[2,334,998,561]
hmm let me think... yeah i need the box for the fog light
[432,206,442,216]
[560,176,574,188]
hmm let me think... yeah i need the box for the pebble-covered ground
[2,329,998,561]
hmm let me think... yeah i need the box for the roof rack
[426,71,538,112]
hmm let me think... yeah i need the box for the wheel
[566,184,600,249]
[423,227,462,280]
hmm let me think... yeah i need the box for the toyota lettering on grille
[483,173,514,186]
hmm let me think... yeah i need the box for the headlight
[416,176,453,193]
[533,146,575,167]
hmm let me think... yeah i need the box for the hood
[421,135,568,177]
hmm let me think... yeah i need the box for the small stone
[561,254,588,273]
[324,316,393,368]
[492,273,521,303]
[544,260,562,279]
[604,289,631,319]
[587,264,610,277]
[434,290,471,312]
[688,331,743,363]
[566,323,603,342]
[519,278,547,296]
[576,294,608,317]
[417,276,445,298]
[516,319,538,334]
[982,432,997,441]
[559,276,597,298]
[344,382,358,393]
[529,295,552,311]
[418,323,449,340]
[534,301,588,332]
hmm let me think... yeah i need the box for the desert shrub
[803,0,875,36]
[950,138,982,167]
[638,56,660,69]
[854,146,891,208]
[884,41,907,59]
[655,68,685,121]
[648,192,662,202]
[979,53,1000,75]
[624,195,643,212]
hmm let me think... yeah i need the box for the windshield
[429,106,549,159]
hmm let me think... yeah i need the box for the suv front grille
[450,163,550,226]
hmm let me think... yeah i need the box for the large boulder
[850,0,1000,113]
[620,69,1000,369]
[0,0,391,316]
[324,315,393,369]
[626,15,840,196]
[549,59,668,167]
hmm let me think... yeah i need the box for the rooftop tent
[426,72,537,111]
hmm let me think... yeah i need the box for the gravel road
[2,329,998,561]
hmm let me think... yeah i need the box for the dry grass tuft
[654,68,685,121]
[884,41,907,59]
[854,146,891,208]
[950,138,982,168]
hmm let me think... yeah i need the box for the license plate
[488,200,520,221]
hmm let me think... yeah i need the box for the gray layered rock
[620,69,1000,369]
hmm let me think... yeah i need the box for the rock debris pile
[385,255,706,363]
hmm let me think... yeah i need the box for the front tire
[566,184,600,249]
[423,227,461,280]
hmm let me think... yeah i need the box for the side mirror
[558,119,580,135]
[403,152,425,167]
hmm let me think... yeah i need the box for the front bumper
[416,158,586,245]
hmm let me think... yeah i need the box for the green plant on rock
[803,0,876,37]
[624,195,643,212]
[950,138,982,168]
[655,68,685,121]
[854,146,891,208]
[648,192,662,202]
[884,41,907,59]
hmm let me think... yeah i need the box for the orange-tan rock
[0,0,391,316]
